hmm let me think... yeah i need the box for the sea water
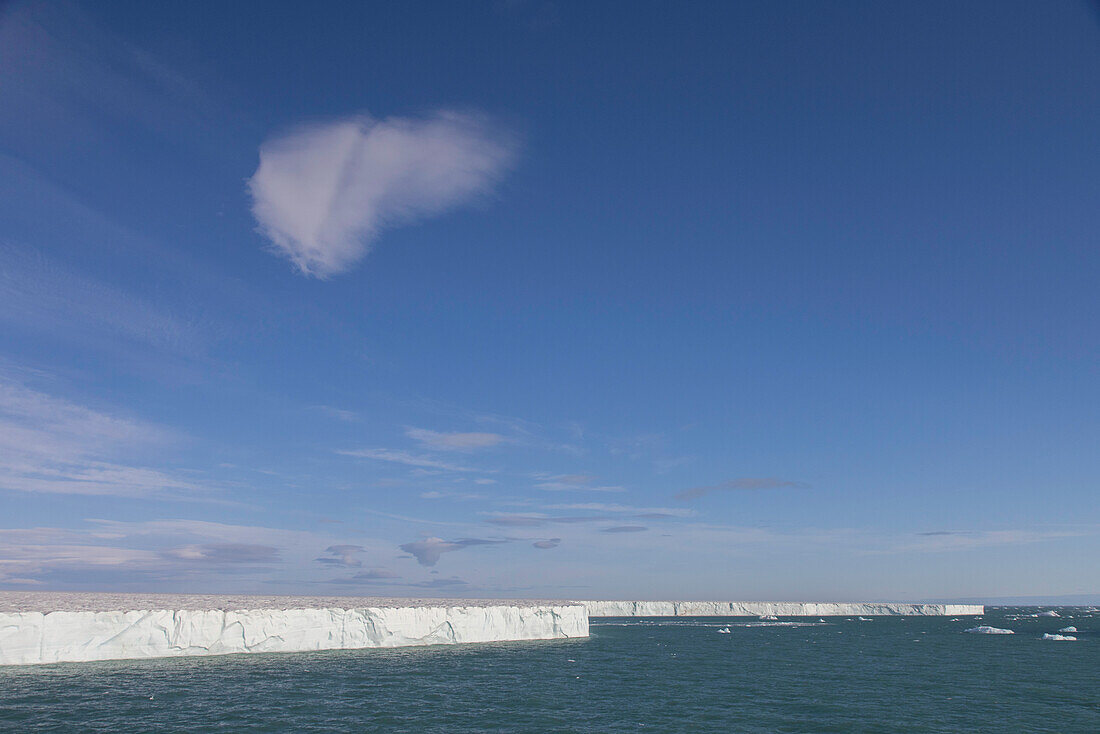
[1,607,1096,732]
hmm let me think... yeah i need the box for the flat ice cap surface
[0,592,563,613]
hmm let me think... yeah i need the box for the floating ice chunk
[759,615,777,620]
[965,625,1014,635]
[1037,611,1060,617]
[1042,633,1076,641]
[857,617,872,621]
[717,627,731,634]
[1058,626,1077,633]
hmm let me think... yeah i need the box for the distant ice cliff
[580,601,984,617]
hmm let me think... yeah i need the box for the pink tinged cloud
[247,111,517,278]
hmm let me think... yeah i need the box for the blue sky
[1,0,1098,602]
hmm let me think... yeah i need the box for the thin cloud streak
[406,428,505,451]
[675,477,809,501]
[0,375,214,498]
[338,448,479,473]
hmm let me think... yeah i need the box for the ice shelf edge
[578,601,985,617]
[0,604,589,666]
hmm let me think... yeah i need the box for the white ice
[0,604,588,666]
[965,625,1014,635]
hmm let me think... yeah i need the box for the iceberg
[1042,633,1076,641]
[1058,626,1077,633]
[965,625,1014,635]
[0,595,587,666]
[1037,610,1060,617]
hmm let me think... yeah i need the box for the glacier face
[0,597,986,666]
[0,604,589,666]
[579,601,985,617]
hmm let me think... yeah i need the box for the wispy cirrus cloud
[0,518,332,586]
[337,448,478,473]
[420,490,487,501]
[893,529,1087,553]
[675,477,809,501]
[161,543,280,564]
[0,375,213,498]
[248,111,517,278]
[543,503,694,518]
[405,428,505,451]
[483,513,610,528]
[533,473,625,492]
[312,405,359,422]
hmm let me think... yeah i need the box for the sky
[1,0,1098,603]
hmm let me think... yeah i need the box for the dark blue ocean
[1,607,1096,733]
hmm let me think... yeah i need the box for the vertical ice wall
[579,601,984,616]
[0,603,589,666]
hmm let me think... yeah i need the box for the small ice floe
[717,627,731,634]
[1042,633,1076,641]
[1037,610,1060,617]
[818,619,826,623]
[759,615,778,621]
[857,617,872,622]
[1058,626,1077,633]
[965,625,1014,635]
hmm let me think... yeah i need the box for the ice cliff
[0,603,588,666]
[580,601,985,617]
[0,594,985,666]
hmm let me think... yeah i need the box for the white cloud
[543,503,694,518]
[535,481,625,492]
[0,375,210,497]
[312,405,358,422]
[248,111,517,277]
[337,447,478,473]
[675,477,809,501]
[0,518,389,587]
[891,529,1086,554]
[406,428,504,451]
[399,536,506,566]
[420,490,486,501]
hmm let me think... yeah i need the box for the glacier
[0,602,588,667]
[0,594,983,666]
[579,601,984,617]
